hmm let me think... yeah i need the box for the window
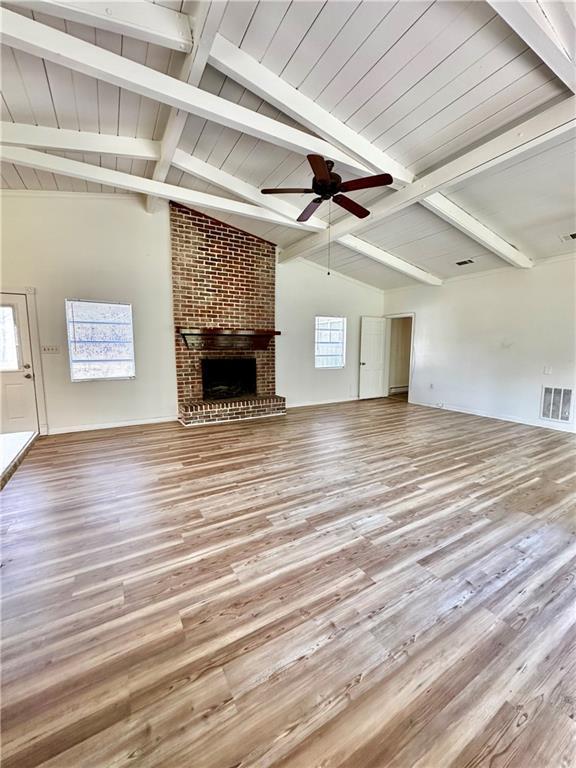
[65,299,135,382]
[315,316,346,369]
[0,305,20,371]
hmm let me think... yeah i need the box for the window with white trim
[65,299,135,382]
[315,316,346,369]
[0,305,20,371]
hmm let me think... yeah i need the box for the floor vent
[541,386,573,422]
[456,259,475,266]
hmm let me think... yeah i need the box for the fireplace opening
[201,357,257,400]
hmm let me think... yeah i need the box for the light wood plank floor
[1,399,576,767]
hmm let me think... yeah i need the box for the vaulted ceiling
[1,0,575,290]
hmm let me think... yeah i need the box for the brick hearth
[169,203,286,425]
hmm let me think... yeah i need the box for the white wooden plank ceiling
[448,127,576,260]
[1,0,574,290]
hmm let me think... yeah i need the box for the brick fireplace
[170,203,286,425]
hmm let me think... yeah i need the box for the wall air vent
[559,232,576,243]
[541,386,573,422]
[456,259,475,266]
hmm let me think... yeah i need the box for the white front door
[359,316,387,399]
[0,293,38,433]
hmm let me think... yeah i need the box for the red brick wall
[170,203,284,423]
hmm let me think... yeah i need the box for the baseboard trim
[41,400,574,435]
[289,396,574,433]
[47,416,178,435]
[409,399,575,434]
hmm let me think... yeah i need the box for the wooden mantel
[180,328,281,351]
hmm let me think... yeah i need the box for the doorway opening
[358,314,415,401]
[387,316,413,401]
[1,291,41,482]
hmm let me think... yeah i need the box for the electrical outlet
[41,344,60,354]
[543,366,552,375]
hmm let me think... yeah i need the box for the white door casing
[1,292,39,432]
[359,316,388,400]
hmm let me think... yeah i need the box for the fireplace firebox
[201,358,257,401]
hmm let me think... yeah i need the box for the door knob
[24,373,33,379]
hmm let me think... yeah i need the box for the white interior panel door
[1,293,38,433]
[359,316,387,400]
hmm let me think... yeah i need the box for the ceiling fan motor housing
[312,170,342,200]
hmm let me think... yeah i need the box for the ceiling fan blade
[261,188,314,194]
[339,173,393,193]
[307,154,331,182]
[297,197,323,222]
[333,194,370,219]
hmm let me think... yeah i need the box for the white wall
[383,257,576,432]
[3,192,573,434]
[1,193,177,433]
[276,259,384,407]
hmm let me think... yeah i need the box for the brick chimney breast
[169,203,286,425]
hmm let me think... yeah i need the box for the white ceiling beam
[208,33,413,184]
[3,0,193,52]
[420,196,531,269]
[279,96,576,266]
[337,235,443,286]
[0,121,161,159]
[209,37,550,270]
[0,122,325,232]
[539,1,576,64]
[487,0,576,92]
[0,8,369,178]
[147,1,226,213]
[171,149,326,232]
[0,146,303,228]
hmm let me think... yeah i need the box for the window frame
[0,302,22,372]
[314,315,347,370]
[65,298,136,383]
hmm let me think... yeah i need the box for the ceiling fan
[261,154,393,222]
